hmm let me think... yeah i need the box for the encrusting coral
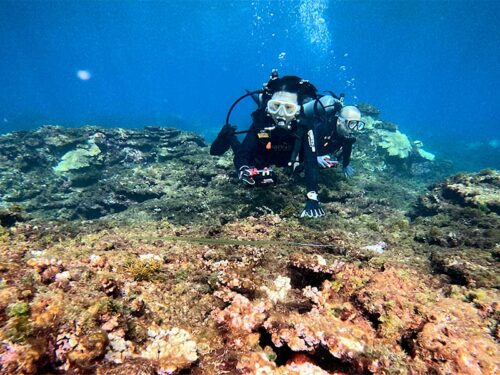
[140,326,199,373]
[411,298,499,374]
[0,211,498,374]
[0,115,498,374]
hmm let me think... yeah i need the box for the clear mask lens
[267,100,299,116]
[347,120,365,131]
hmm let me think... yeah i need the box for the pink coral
[215,294,270,336]
[264,310,376,371]
[237,352,277,374]
[27,258,64,284]
[0,341,46,375]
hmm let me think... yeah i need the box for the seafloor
[0,106,498,374]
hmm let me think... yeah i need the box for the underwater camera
[247,167,276,186]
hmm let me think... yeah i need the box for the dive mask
[339,117,365,131]
[266,99,300,128]
[266,99,300,117]
[346,119,365,131]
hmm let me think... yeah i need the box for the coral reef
[0,116,446,224]
[0,210,498,373]
[415,148,435,161]
[441,170,499,213]
[377,130,412,158]
[141,326,198,373]
[357,103,380,118]
[0,120,497,374]
[411,298,499,374]
[0,125,212,222]
[53,138,102,173]
[360,115,381,131]
[414,170,499,287]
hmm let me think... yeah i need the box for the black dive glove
[210,123,237,156]
[239,166,256,186]
[220,123,237,138]
[300,191,326,218]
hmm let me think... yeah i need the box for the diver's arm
[314,120,339,168]
[210,124,239,156]
[233,125,258,171]
[341,137,356,168]
[314,123,328,168]
[314,122,328,156]
[340,137,356,178]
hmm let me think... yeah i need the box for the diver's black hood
[262,75,318,105]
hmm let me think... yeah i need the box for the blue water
[1,0,499,169]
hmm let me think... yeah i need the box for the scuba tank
[302,95,343,118]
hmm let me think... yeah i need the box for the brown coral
[264,309,376,372]
[413,299,499,375]
[27,258,64,284]
[354,267,436,340]
[0,341,47,375]
[66,330,109,368]
[30,295,64,329]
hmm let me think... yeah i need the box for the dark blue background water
[1,0,499,170]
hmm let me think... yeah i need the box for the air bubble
[76,70,91,81]
[299,0,331,54]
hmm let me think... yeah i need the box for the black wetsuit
[315,116,356,168]
[233,109,319,193]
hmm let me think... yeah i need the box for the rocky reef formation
[0,125,210,223]
[0,112,498,374]
[355,105,438,174]
[0,115,447,225]
[0,216,497,374]
[413,169,499,288]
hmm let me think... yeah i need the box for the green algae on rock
[0,114,448,223]
[413,170,499,289]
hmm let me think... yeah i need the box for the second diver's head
[336,105,364,137]
[264,75,317,129]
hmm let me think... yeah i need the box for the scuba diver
[315,105,364,178]
[211,70,346,218]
